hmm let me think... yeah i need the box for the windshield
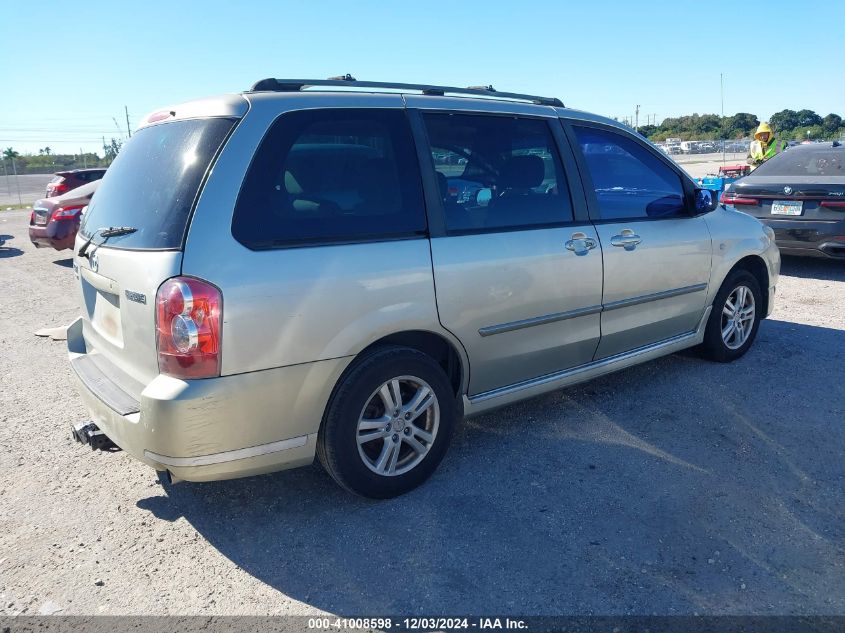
[79,117,236,249]
[753,146,845,178]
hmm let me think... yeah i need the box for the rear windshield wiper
[78,226,137,259]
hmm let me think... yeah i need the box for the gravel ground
[1,209,844,617]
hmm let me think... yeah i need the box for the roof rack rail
[248,76,564,107]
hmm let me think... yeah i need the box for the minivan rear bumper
[67,318,351,482]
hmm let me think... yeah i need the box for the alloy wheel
[356,375,440,477]
[721,285,755,350]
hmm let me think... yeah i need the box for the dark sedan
[29,180,99,250]
[721,141,845,258]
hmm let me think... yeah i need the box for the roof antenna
[328,74,356,81]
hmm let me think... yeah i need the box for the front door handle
[565,232,598,256]
[610,228,642,251]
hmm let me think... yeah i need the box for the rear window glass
[58,180,99,201]
[79,118,235,249]
[752,147,845,177]
[232,108,426,249]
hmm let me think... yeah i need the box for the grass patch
[1,202,34,211]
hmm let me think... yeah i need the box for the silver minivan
[68,78,780,498]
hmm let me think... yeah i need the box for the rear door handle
[610,229,642,250]
[565,232,598,256]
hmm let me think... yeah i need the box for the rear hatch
[73,113,239,398]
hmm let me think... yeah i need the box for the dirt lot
[673,152,749,179]
[1,209,844,617]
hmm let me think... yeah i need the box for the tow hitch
[71,421,120,451]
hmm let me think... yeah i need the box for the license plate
[771,200,803,216]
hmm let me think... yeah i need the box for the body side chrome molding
[477,283,708,337]
[145,434,308,468]
[464,307,711,415]
[478,304,603,337]
[602,283,708,312]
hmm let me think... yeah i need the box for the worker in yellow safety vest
[747,122,787,168]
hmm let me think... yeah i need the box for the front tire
[699,269,762,362]
[317,346,457,498]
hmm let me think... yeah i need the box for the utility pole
[635,105,640,132]
[125,106,132,138]
[10,155,21,205]
[2,158,10,198]
[81,147,87,169]
[721,73,726,164]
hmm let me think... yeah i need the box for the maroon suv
[30,180,100,250]
[45,168,106,197]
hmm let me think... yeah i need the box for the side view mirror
[694,188,719,214]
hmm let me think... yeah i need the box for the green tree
[822,113,843,135]
[637,124,658,138]
[790,125,826,142]
[723,112,759,138]
[795,110,822,128]
[3,147,21,180]
[103,138,122,163]
[770,109,799,134]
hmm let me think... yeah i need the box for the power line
[0,138,118,143]
[0,129,117,134]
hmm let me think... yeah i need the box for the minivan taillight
[156,277,222,379]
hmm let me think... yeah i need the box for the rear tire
[698,269,762,362]
[317,346,457,499]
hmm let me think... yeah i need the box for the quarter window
[422,113,573,232]
[233,109,426,248]
[573,125,686,221]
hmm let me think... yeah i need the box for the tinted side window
[573,125,685,221]
[233,109,426,248]
[422,113,573,232]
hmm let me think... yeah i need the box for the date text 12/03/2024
[307,618,528,630]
